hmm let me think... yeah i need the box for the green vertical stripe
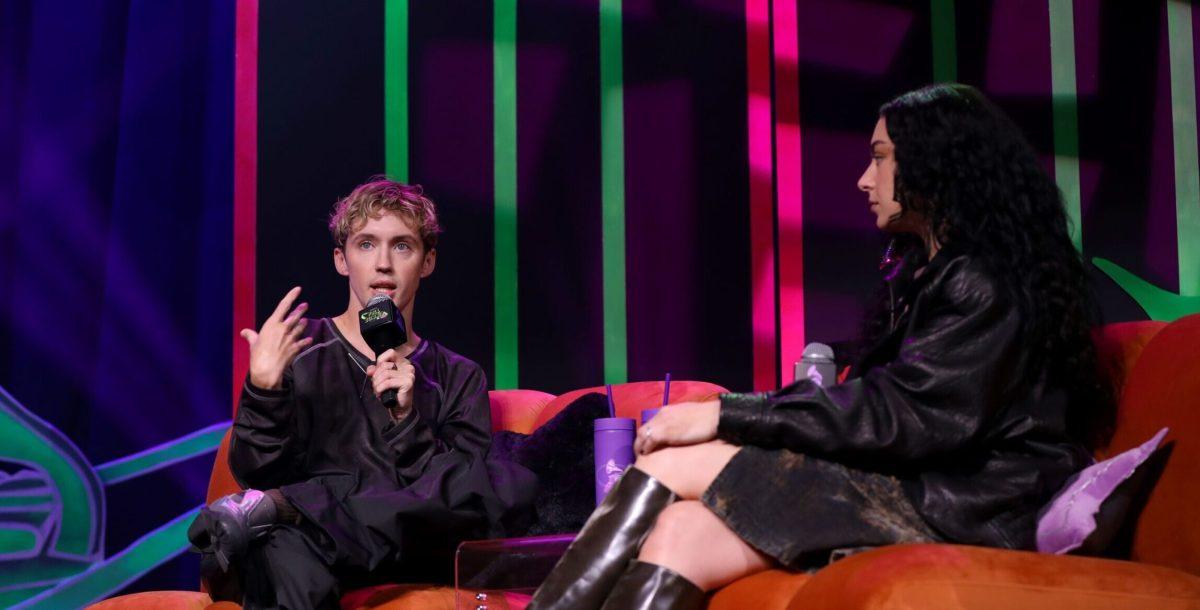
[600,0,628,384]
[931,0,957,83]
[1168,0,1200,297]
[384,0,409,181]
[494,0,519,388]
[1049,0,1082,250]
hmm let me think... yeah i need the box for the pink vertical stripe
[746,0,776,391]
[233,0,258,412]
[774,0,804,386]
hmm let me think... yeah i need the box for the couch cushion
[342,584,529,609]
[489,389,557,434]
[1103,314,1200,574]
[793,543,1200,610]
[534,381,727,429]
[84,590,212,610]
[340,584,455,609]
[709,569,811,609]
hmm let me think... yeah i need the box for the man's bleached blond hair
[328,178,441,252]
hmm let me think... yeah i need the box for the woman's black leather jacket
[718,249,1090,549]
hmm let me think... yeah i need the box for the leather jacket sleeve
[718,257,1022,464]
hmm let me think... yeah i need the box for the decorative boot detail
[188,489,278,571]
[526,468,676,610]
[600,561,706,610]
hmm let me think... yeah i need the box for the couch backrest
[489,389,556,434]
[207,428,237,504]
[207,384,715,503]
[532,380,727,429]
[1099,314,1200,575]
[1091,320,1168,405]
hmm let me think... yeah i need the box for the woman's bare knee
[638,501,773,592]
[634,441,739,499]
[639,502,700,560]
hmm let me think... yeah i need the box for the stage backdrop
[1,0,1197,604]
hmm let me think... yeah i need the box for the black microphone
[358,294,408,407]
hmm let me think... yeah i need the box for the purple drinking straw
[605,384,616,418]
[662,373,671,406]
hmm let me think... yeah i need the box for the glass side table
[454,533,575,610]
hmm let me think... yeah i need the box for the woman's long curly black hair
[862,83,1113,448]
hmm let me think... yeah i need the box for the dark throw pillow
[490,392,610,536]
[1036,427,1169,555]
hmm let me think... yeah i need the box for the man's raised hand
[241,286,313,389]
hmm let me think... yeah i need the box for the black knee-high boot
[599,561,706,610]
[526,468,675,610]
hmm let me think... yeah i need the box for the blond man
[190,179,534,609]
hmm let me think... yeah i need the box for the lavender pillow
[1036,427,1169,555]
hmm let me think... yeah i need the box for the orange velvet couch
[89,381,728,609]
[91,315,1200,608]
[723,315,1200,610]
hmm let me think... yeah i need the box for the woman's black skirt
[700,446,941,570]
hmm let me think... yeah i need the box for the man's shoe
[188,489,278,571]
[526,468,676,610]
[600,561,706,610]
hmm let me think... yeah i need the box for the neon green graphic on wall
[1092,0,1200,322]
[0,384,228,608]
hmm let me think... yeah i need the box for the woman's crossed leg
[632,441,776,591]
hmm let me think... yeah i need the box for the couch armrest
[709,569,811,609]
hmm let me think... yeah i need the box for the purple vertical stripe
[1148,5,1182,291]
[1077,2,1179,321]
[407,3,496,378]
[517,0,605,393]
[797,0,928,348]
[623,1,752,391]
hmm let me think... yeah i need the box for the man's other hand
[241,286,312,390]
[367,348,416,417]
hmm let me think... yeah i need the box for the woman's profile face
[857,117,905,231]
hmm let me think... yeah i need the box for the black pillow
[1080,442,1173,558]
[491,392,609,535]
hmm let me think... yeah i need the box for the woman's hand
[635,399,721,455]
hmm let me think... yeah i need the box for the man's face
[334,212,436,314]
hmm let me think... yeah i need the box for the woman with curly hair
[527,83,1111,609]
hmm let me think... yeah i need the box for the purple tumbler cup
[640,408,660,424]
[594,417,636,504]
